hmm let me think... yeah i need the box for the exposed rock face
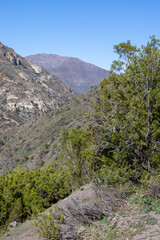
[0,86,98,173]
[26,54,109,94]
[0,43,76,131]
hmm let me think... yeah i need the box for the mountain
[0,86,98,174]
[0,43,76,132]
[0,42,99,174]
[26,53,109,94]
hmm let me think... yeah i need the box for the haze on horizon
[1,0,160,70]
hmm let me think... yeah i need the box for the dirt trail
[132,212,160,240]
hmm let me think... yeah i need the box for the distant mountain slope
[0,43,76,131]
[0,86,98,174]
[26,54,109,94]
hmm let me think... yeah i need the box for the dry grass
[48,185,126,240]
[147,177,160,199]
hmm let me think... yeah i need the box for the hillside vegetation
[0,87,97,174]
[1,36,160,239]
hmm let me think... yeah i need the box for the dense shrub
[0,163,71,229]
[58,128,96,188]
[91,36,160,184]
[34,210,63,240]
[0,128,96,229]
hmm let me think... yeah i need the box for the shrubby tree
[58,128,95,187]
[93,36,160,183]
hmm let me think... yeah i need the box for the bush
[0,163,71,229]
[34,210,63,240]
[58,128,96,189]
[91,36,160,184]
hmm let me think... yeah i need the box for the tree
[93,36,160,182]
[58,128,95,187]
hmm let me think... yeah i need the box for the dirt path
[132,212,160,240]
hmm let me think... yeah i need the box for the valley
[0,38,160,240]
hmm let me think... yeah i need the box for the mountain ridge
[0,43,76,131]
[26,53,109,94]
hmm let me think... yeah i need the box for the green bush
[91,36,160,184]
[58,128,96,188]
[0,163,71,229]
[34,210,63,240]
[44,143,50,150]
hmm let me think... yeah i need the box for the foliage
[92,36,160,183]
[0,163,71,229]
[34,210,63,240]
[0,128,95,229]
[1,36,160,237]
[58,128,95,188]
[129,176,160,214]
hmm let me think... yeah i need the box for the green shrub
[91,36,160,184]
[0,163,71,228]
[44,143,50,149]
[34,210,63,240]
[58,128,96,189]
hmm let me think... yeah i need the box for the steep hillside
[0,86,98,174]
[0,43,76,132]
[26,53,109,94]
[1,184,160,240]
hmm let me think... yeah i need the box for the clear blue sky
[1,0,160,69]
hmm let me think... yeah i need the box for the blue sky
[1,0,160,69]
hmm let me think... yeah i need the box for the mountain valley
[1,38,160,240]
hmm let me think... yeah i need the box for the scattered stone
[9,221,18,228]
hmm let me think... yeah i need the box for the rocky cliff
[0,43,76,131]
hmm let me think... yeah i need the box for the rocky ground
[1,184,160,240]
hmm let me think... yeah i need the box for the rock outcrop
[0,43,76,131]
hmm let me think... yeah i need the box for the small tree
[93,36,160,182]
[58,128,95,187]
